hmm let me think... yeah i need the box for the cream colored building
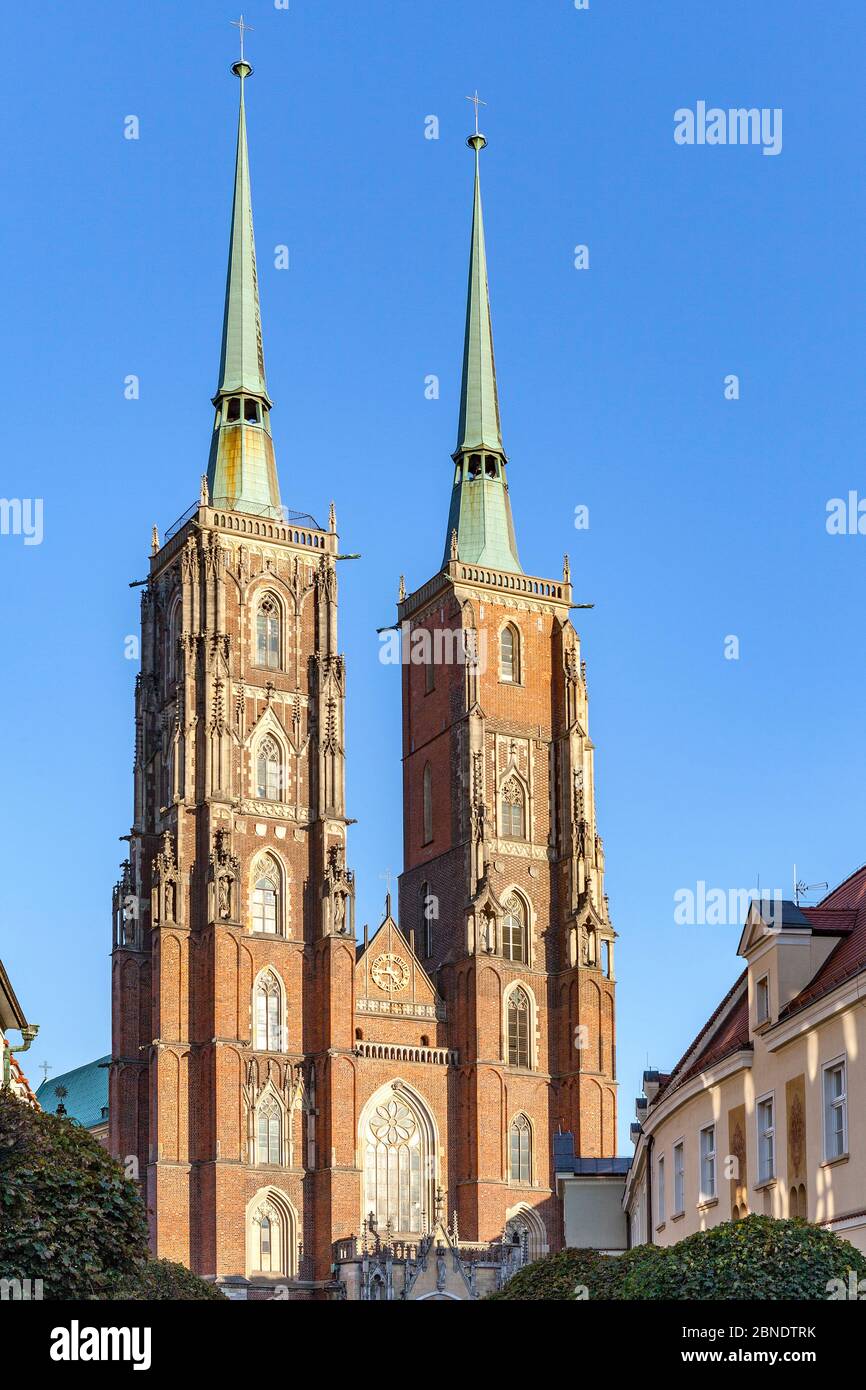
[624,870,866,1254]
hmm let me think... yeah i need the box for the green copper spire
[444,112,521,573]
[207,54,282,518]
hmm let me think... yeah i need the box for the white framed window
[507,987,531,1068]
[499,777,526,840]
[755,974,770,1024]
[256,735,283,801]
[757,1093,775,1183]
[657,1154,666,1225]
[699,1124,716,1200]
[255,594,281,670]
[673,1140,684,1215]
[256,1095,283,1165]
[500,624,520,683]
[254,971,283,1051]
[823,1058,848,1160]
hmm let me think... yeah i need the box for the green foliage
[108,1258,226,1301]
[487,1217,866,1301]
[0,1090,223,1301]
[486,1246,639,1300]
[618,1216,866,1301]
[0,1087,148,1299]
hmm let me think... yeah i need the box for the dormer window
[756,974,770,1024]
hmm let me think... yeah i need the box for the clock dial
[371,952,410,993]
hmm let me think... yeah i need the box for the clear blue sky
[3,1,865,1151]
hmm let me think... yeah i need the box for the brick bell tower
[397,114,618,1252]
[110,53,355,1285]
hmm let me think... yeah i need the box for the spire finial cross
[231,13,254,62]
[466,90,487,135]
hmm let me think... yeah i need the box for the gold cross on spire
[231,13,254,62]
[466,90,487,135]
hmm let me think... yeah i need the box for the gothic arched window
[420,880,433,957]
[500,624,519,683]
[503,895,527,964]
[247,1191,298,1278]
[510,1114,532,1184]
[256,735,283,801]
[422,763,433,845]
[507,987,530,1068]
[500,777,526,839]
[255,594,281,670]
[254,971,283,1050]
[362,1088,435,1236]
[257,1095,283,1165]
[252,859,281,936]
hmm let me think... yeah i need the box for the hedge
[0,1089,224,1300]
[488,1217,866,1301]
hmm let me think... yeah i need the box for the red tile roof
[649,864,866,1110]
[780,863,866,1019]
[652,970,751,1106]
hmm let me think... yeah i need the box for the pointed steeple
[206,55,283,519]
[443,111,521,573]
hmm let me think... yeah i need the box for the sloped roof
[652,971,751,1107]
[780,863,866,1019]
[651,867,866,1113]
[36,1056,110,1129]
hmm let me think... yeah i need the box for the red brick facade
[109,509,617,1289]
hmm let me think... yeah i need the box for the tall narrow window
[256,736,282,801]
[823,1059,847,1160]
[422,763,433,845]
[510,1114,532,1184]
[500,777,526,839]
[250,1196,296,1277]
[252,862,281,936]
[673,1141,684,1215]
[257,1097,282,1165]
[256,595,281,670]
[500,624,519,683]
[420,880,433,957]
[259,1213,275,1270]
[254,971,283,1050]
[757,1095,775,1183]
[657,1155,666,1225]
[503,895,527,964]
[507,988,530,1068]
[756,974,770,1024]
[700,1124,716,1200]
[363,1091,432,1235]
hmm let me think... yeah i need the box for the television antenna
[793,864,828,906]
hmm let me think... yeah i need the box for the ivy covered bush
[0,1089,223,1300]
[488,1217,866,1301]
[618,1216,866,1301]
[108,1258,227,1301]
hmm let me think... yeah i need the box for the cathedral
[109,53,618,1300]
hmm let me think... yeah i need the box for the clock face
[371,952,410,993]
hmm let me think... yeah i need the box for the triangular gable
[355,911,443,1018]
[404,1221,474,1302]
[246,702,294,750]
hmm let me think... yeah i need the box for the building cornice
[764,970,866,1051]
